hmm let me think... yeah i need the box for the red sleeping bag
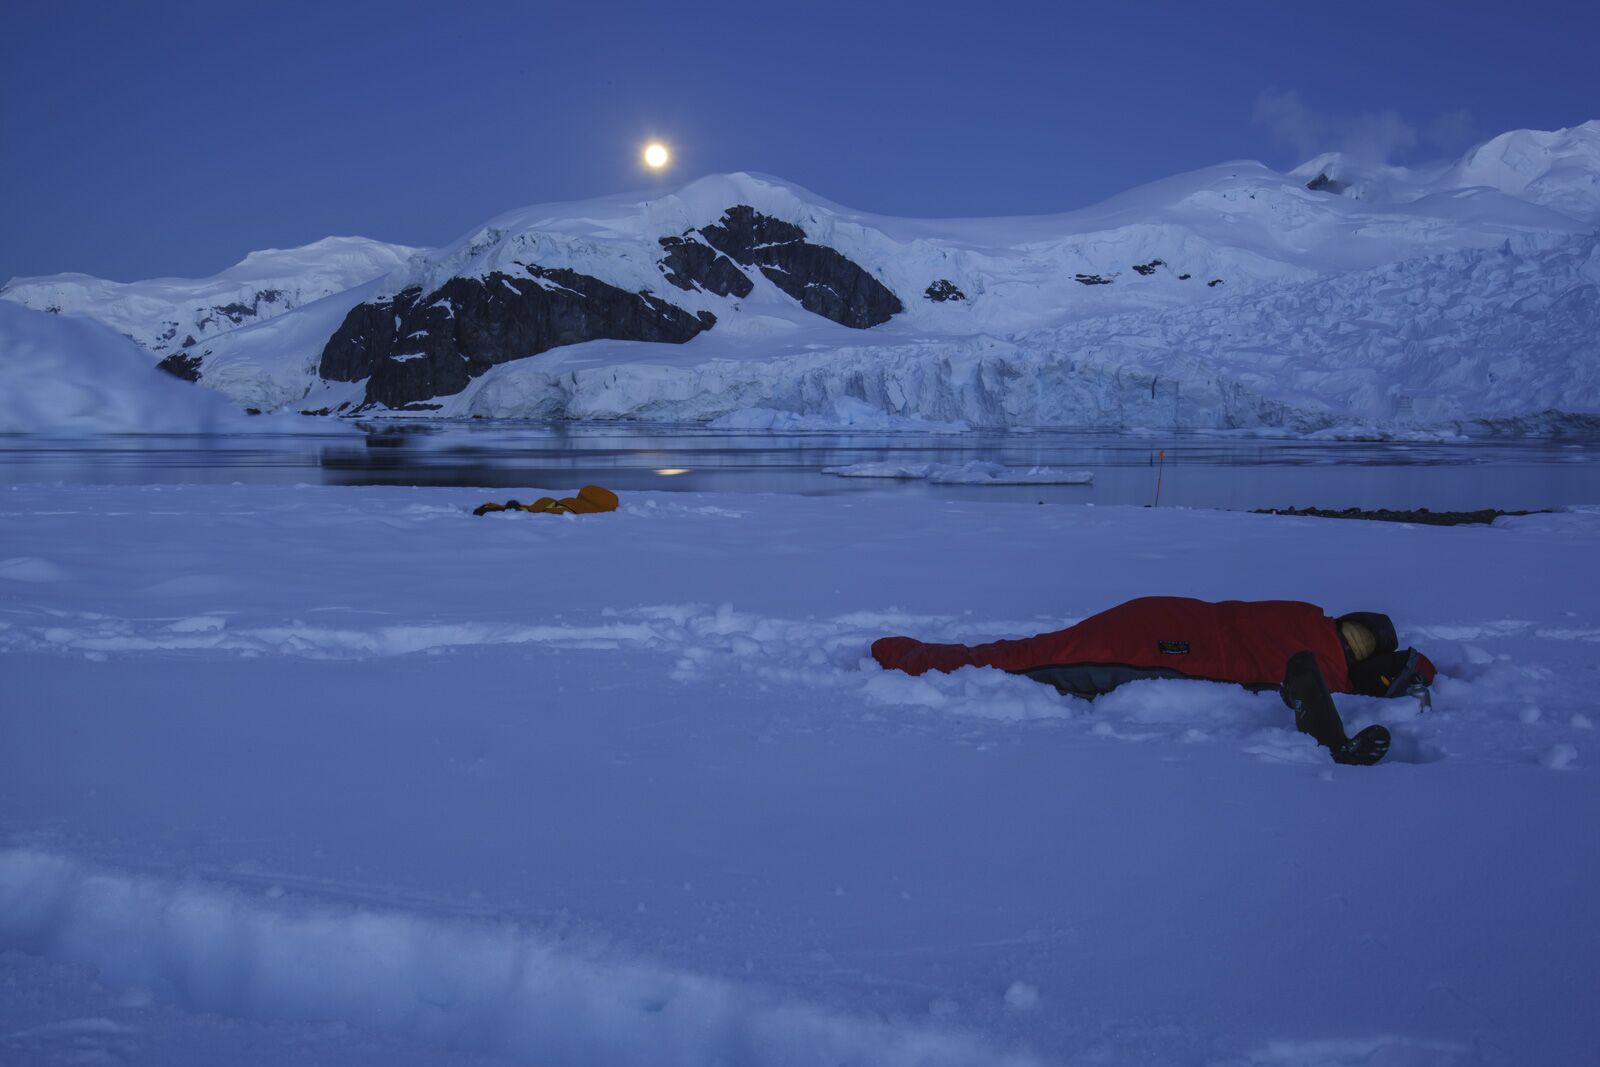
[872,596,1353,694]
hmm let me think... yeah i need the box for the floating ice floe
[824,460,1093,484]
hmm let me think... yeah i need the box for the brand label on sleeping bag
[1158,640,1190,655]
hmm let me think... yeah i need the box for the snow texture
[3,483,1597,1064]
[0,302,248,433]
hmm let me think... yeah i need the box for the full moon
[643,142,670,169]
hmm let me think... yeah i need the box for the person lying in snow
[871,597,1436,766]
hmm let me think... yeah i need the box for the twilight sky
[2,0,1595,283]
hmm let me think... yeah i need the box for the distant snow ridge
[1448,121,1600,223]
[1290,120,1600,222]
[0,236,417,358]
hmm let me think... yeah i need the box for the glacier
[3,121,1597,434]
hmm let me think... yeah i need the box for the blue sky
[2,0,1595,282]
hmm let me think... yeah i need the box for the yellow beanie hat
[1340,620,1377,661]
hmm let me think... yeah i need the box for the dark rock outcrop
[318,205,901,409]
[1254,506,1546,526]
[320,265,717,409]
[195,288,286,334]
[1131,259,1165,277]
[1305,173,1350,195]
[657,235,753,297]
[1074,273,1113,286]
[156,352,203,382]
[924,279,965,302]
[698,206,902,328]
[1207,278,1225,287]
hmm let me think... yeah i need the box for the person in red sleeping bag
[871,597,1436,766]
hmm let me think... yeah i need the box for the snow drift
[0,302,246,433]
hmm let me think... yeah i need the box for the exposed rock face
[320,265,716,409]
[1074,273,1113,286]
[924,279,966,302]
[156,352,203,382]
[697,206,903,328]
[320,205,902,409]
[1306,173,1350,195]
[148,291,290,357]
[657,236,753,297]
[1131,259,1165,277]
[197,289,286,333]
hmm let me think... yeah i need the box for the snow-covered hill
[438,230,1597,432]
[6,121,1598,432]
[1292,122,1600,224]
[0,236,417,359]
[0,302,248,433]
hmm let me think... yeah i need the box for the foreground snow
[2,483,1595,1064]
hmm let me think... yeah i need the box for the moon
[643,142,670,170]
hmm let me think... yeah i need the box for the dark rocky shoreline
[1254,506,1551,526]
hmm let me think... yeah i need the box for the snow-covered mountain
[0,236,418,361]
[6,121,1598,432]
[1293,123,1600,223]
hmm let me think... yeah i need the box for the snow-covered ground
[4,481,1596,1064]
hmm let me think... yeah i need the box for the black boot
[1281,651,1389,766]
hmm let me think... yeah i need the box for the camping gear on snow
[871,596,1434,766]
[473,485,619,517]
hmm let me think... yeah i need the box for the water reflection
[2,422,1596,511]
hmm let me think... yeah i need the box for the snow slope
[207,123,1600,429]
[0,302,248,433]
[3,483,1596,1064]
[1290,121,1600,223]
[371,123,1600,329]
[436,230,1597,431]
[7,122,1599,432]
[0,236,418,356]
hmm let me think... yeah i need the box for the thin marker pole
[1154,449,1165,507]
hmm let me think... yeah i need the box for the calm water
[3,423,1597,511]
